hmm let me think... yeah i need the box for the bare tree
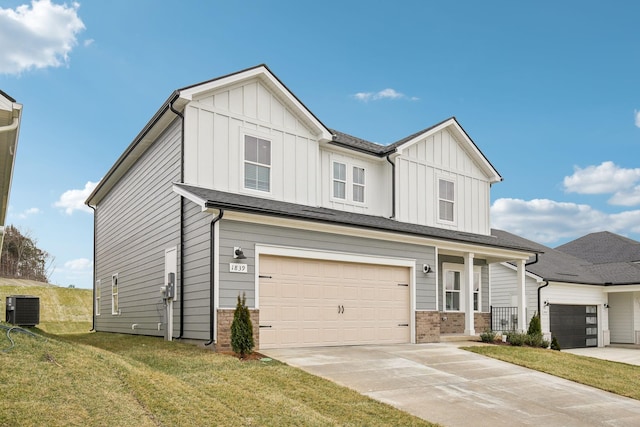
[0,225,50,282]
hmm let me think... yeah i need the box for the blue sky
[1,0,639,289]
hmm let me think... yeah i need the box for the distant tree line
[0,225,50,282]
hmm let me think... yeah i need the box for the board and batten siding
[216,220,436,310]
[608,291,634,343]
[319,149,390,217]
[183,78,320,207]
[396,128,491,235]
[94,119,182,336]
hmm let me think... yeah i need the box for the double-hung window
[352,166,365,203]
[111,274,119,315]
[445,270,461,311]
[333,162,346,199]
[244,135,271,192]
[473,271,481,311]
[95,279,101,316]
[439,179,455,222]
[332,161,365,203]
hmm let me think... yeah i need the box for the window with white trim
[331,161,366,203]
[438,179,455,222]
[473,271,481,312]
[244,135,271,192]
[333,162,346,199]
[353,166,365,203]
[95,279,101,316]
[111,274,119,315]
[445,270,461,311]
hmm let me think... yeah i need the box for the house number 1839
[229,263,248,273]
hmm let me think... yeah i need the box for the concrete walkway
[263,343,640,427]
[564,345,640,366]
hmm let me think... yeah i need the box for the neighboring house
[491,230,640,349]
[86,64,538,350]
[0,90,22,255]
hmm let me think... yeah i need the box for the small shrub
[507,332,527,346]
[525,333,546,348]
[480,329,497,343]
[230,292,254,357]
[527,313,542,336]
[550,336,561,351]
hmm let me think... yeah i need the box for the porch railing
[490,306,518,332]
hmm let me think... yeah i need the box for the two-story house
[86,65,538,350]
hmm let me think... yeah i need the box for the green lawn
[464,345,640,400]
[0,330,437,426]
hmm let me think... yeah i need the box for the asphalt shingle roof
[175,183,540,254]
[556,231,640,264]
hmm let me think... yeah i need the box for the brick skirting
[415,311,440,343]
[216,308,260,352]
[439,311,490,334]
[474,312,491,332]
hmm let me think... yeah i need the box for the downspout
[89,205,96,332]
[537,280,549,318]
[169,98,185,338]
[386,153,396,219]
[205,210,224,346]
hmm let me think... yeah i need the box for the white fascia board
[605,284,640,293]
[222,210,533,262]
[172,183,208,210]
[498,261,544,281]
[394,118,501,183]
[178,66,333,142]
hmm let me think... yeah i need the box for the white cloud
[353,88,419,102]
[16,207,41,219]
[64,257,92,271]
[635,110,640,128]
[0,0,85,75]
[83,38,94,47]
[54,181,97,214]
[490,197,640,244]
[563,161,640,206]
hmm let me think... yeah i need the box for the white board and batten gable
[393,118,501,235]
[180,65,333,208]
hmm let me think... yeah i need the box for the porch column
[464,252,475,336]
[517,259,526,332]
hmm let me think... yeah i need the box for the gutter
[169,98,185,339]
[386,153,396,219]
[205,210,224,346]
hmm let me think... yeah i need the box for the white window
[111,274,119,315]
[332,161,365,203]
[95,279,101,316]
[333,162,346,199]
[473,271,481,312]
[244,135,271,192]
[445,270,461,311]
[353,166,365,203]
[439,179,455,222]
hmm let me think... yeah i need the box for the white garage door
[259,255,411,349]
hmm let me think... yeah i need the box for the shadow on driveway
[263,343,640,427]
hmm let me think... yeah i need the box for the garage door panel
[259,255,410,349]
[550,304,597,349]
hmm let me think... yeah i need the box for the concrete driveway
[564,346,640,366]
[263,343,640,427]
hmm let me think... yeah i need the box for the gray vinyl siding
[181,202,213,339]
[94,119,182,335]
[438,255,489,312]
[217,220,437,310]
[490,262,540,324]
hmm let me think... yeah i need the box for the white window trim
[111,274,119,315]
[329,157,367,205]
[442,263,481,312]
[95,279,101,316]
[332,161,347,200]
[242,131,272,195]
[473,270,481,312]
[437,177,456,224]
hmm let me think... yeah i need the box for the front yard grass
[0,329,436,426]
[464,345,640,400]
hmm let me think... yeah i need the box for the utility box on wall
[6,295,40,326]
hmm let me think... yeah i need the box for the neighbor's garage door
[259,255,411,349]
[549,304,597,349]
